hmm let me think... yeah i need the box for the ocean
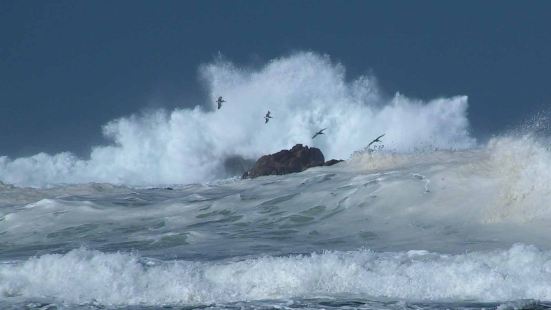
[1,52,550,309]
[3,135,551,309]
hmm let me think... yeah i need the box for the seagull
[312,128,327,139]
[264,111,273,124]
[367,134,385,148]
[216,96,225,110]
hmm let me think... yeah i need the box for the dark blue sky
[1,1,550,157]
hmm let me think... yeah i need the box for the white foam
[482,135,551,222]
[344,134,551,224]
[2,245,551,306]
[0,52,474,187]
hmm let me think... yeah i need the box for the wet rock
[243,144,326,179]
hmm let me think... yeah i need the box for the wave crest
[2,245,551,306]
[0,52,474,187]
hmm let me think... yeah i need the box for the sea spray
[2,245,551,305]
[0,52,474,187]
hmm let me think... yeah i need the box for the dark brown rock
[243,144,325,178]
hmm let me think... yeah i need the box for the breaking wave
[0,52,474,187]
[2,245,551,306]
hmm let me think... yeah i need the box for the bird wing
[368,134,385,148]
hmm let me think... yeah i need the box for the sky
[1,1,550,157]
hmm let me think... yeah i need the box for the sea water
[2,52,551,309]
[2,136,551,309]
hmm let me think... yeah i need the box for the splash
[0,52,474,187]
[2,245,551,306]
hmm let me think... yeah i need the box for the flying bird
[264,111,273,124]
[367,134,385,148]
[216,96,225,110]
[312,128,327,139]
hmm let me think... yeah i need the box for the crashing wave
[0,52,474,187]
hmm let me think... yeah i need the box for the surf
[0,52,473,187]
[2,245,551,307]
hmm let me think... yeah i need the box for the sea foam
[0,52,474,187]
[2,245,551,306]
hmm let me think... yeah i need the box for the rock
[324,159,344,166]
[243,144,325,178]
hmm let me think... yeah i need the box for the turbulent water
[0,52,473,187]
[2,53,551,309]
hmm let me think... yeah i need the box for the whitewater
[2,52,551,309]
